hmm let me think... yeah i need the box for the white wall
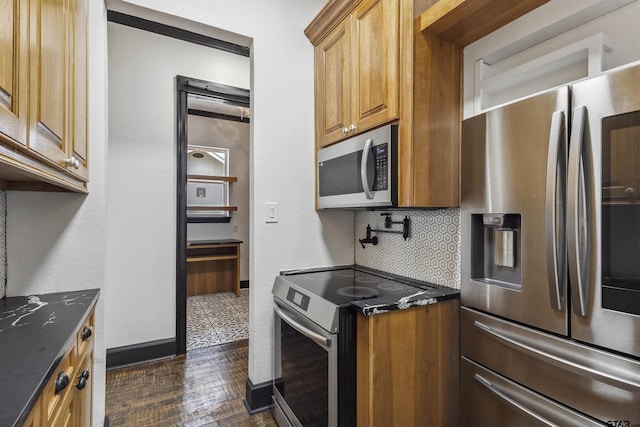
[6,2,109,425]
[107,22,250,348]
[108,0,354,387]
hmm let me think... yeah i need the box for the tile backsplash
[355,208,461,289]
[0,191,5,298]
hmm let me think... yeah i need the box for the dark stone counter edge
[352,292,460,316]
[11,289,100,427]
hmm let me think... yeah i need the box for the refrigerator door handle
[545,111,567,310]
[567,106,591,317]
[474,320,640,392]
[474,373,560,427]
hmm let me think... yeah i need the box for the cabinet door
[351,0,399,133]
[0,0,29,147]
[22,396,42,427]
[315,19,351,148]
[68,0,88,181]
[28,0,68,166]
[75,353,93,427]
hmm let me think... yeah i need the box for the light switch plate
[265,202,279,223]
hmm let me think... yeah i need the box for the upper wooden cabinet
[314,0,399,149]
[418,0,550,46]
[0,0,89,192]
[307,0,462,207]
[0,0,29,147]
[315,19,351,147]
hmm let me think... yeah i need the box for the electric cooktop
[272,265,459,332]
[279,267,434,306]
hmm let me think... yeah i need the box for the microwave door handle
[545,111,567,311]
[361,138,374,200]
[567,106,591,317]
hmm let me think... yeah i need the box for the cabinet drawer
[76,309,95,360]
[43,345,76,423]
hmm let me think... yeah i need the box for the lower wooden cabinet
[75,353,93,427]
[356,299,460,427]
[22,396,42,427]
[23,307,95,427]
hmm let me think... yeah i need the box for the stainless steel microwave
[317,124,397,209]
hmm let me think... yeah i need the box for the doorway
[176,76,251,354]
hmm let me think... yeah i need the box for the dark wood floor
[105,339,276,426]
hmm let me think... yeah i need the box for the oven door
[272,299,338,427]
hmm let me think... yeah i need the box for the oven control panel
[287,288,310,311]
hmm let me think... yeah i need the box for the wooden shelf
[419,0,550,46]
[186,206,238,211]
[187,255,238,262]
[186,242,241,297]
[187,175,238,182]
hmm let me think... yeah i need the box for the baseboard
[240,280,249,289]
[243,377,272,414]
[106,338,176,369]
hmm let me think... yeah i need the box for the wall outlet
[233,225,239,232]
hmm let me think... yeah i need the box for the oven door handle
[273,301,331,348]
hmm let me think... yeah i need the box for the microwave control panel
[374,143,388,191]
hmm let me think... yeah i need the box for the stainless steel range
[271,265,455,427]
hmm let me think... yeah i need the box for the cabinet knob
[81,326,92,341]
[64,157,80,169]
[75,370,90,390]
[55,372,70,394]
[342,127,349,135]
[349,124,356,133]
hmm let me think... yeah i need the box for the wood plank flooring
[105,339,276,426]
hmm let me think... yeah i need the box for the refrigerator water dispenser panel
[470,214,522,290]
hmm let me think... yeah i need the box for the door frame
[175,75,250,354]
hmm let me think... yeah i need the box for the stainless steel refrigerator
[461,62,640,426]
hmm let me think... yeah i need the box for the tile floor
[186,289,249,351]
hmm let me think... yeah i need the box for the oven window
[601,111,640,315]
[276,320,329,425]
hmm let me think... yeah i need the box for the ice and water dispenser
[470,213,522,290]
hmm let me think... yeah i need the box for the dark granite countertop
[187,239,243,246]
[350,266,460,316]
[0,289,99,427]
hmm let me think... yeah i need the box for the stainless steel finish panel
[461,357,605,427]
[461,307,640,424]
[317,125,394,209]
[461,87,570,334]
[360,138,375,200]
[567,105,591,317]
[570,62,640,358]
[273,302,339,426]
[272,395,296,427]
[494,229,514,267]
[273,301,331,347]
[545,111,568,311]
[272,275,339,333]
